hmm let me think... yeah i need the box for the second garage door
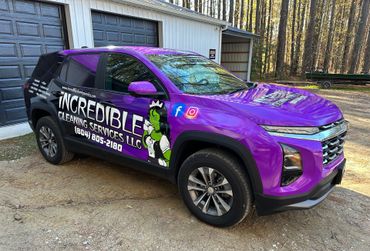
[92,11,159,47]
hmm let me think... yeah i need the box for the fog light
[281,144,303,186]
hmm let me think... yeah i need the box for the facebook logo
[172,103,187,117]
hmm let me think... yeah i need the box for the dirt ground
[0,89,369,250]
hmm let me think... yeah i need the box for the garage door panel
[92,11,158,47]
[45,44,64,53]
[0,43,17,57]
[0,0,67,126]
[1,86,23,100]
[43,24,63,38]
[119,17,132,27]
[14,0,38,15]
[0,65,22,80]
[0,19,13,34]
[23,65,35,78]
[106,31,120,42]
[4,106,26,123]
[16,21,40,37]
[40,3,61,18]
[122,32,133,43]
[0,0,10,11]
[20,44,43,57]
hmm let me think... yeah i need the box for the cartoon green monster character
[142,100,171,167]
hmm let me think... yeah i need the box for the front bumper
[255,159,346,215]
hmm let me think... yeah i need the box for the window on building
[105,53,161,93]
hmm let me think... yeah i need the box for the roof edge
[112,0,229,26]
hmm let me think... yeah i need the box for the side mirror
[128,81,165,97]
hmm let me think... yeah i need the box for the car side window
[60,54,100,88]
[105,53,161,93]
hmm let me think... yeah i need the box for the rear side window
[105,53,161,93]
[32,52,64,82]
[60,54,100,88]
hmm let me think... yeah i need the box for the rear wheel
[178,148,253,227]
[35,116,74,164]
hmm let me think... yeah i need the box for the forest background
[165,0,370,80]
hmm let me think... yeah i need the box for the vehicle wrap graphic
[57,87,171,167]
[142,100,171,167]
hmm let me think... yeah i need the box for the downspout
[247,38,254,82]
[218,25,228,64]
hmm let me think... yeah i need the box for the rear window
[32,52,64,82]
[60,54,100,88]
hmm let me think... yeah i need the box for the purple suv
[24,46,347,227]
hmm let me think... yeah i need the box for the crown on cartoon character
[149,100,163,109]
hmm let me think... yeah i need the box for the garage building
[0,0,256,136]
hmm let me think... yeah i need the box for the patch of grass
[0,133,37,161]
[329,86,370,92]
[300,85,320,89]
[297,85,370,92]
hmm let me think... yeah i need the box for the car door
[51,53,103,143]
[94,53,172,168]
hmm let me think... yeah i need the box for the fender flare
[30,102,64,133]
[170,131,263,195]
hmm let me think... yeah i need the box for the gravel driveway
[0,89,369,250]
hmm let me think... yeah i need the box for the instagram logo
[185,107,199,119]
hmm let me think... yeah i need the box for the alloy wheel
[187,167,233,216]
[39,126,58,158]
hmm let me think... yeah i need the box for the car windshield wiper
[227,82,257,94]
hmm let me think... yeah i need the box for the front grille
[322,132,346,165]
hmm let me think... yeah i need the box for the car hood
[191,83,343,127]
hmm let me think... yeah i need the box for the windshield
[147,54,249,95]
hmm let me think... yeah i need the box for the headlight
[261,125,319,135]
[281,144,303,186]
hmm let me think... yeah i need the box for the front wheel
[178,148,253,227]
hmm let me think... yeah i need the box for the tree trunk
[199,0,203,13]
[289,0,298,75]
[302,0,317,74]
[340,0,356,73]
[312,0,326,70]
[218,0,221,19]
[222,0,227,21]
[249,0,254,31]
[275,0,290,78]
[234,0,240,27]
[210,0,214,16]
[229,0,235,24]
[264,0,273,74]
[194,0,199,12]
[292,0,307,75]
[255,0,261,34]
[323,0,336,72]
[362,28,370,73]
[349,0,370,73]
[240,0,246,28]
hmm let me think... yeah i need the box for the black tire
[35,116,74,165]
[178,148,253,227]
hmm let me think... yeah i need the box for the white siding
[46,0,222,62]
